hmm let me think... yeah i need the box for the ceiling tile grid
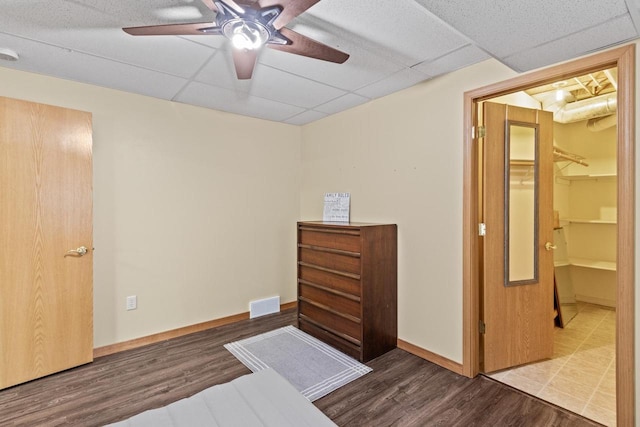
[414,0,638,71]
[413,0,631,58]
[0,0,637,124]
[314,93,370,115]
[284,109,328,126]
[412,44,490,78]
[354,67,432,100]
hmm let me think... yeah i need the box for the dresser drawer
[299,247,360,275]
[298,265,361,297]
[299,300,361,342]
[299,227,361,252]
[298,317,361,361]
[299,283,361,319]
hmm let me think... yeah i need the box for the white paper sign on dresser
[323,193,350,222]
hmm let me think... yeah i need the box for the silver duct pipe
[553,92,617,124]
[586,114,617,132]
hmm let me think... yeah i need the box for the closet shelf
[563,218,617,224]
[569,258,616,271]
[556,173,617,181]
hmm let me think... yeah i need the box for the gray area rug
[224,326,372,401]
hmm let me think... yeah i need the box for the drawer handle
[298,262,361,280]
[299,226,360,236]
[299,314,362,346]
[299,296,361,324]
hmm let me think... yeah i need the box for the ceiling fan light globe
[232,33,254,50]
[227,20,268,50]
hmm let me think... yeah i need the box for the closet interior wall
[553,120,617,308]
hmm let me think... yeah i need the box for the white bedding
[106,368,337,427]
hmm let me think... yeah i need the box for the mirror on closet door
[505,121,539,287]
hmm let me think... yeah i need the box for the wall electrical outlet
[126,295,137,311]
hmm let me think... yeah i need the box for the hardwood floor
[0,309,599,426]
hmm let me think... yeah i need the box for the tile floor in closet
[489,303,616,426]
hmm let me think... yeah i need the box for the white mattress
[106,368,337,427]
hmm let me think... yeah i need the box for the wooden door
[481,102,554,373]
[0,97,93,389]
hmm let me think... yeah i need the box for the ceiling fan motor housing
[217,4,289,49]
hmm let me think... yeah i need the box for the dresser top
[298,221,395,227]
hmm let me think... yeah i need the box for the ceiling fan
[123,0,349,79]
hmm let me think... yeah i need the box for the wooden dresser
[297,221,397,362]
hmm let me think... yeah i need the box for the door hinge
[472,125,486,139]
[479,320,486,334]
[478,223,486,236]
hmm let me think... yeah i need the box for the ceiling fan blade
[258,0,320,29]
[268,28,348,64]
[123,22,221,36]
[232,49,259,79]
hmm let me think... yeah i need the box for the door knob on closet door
[66,246,88,256]
[545,242,557,251]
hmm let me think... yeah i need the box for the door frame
[462,44,635,424]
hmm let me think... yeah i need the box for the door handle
[66,246,88,256]
[545,242,557,251]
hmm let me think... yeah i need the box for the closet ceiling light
[0,48,19,61]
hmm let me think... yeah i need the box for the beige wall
[0,67,301,347]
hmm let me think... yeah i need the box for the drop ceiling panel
[175,81,305,122]
[0,33,188,100]
[179,34,227,50]
[0,1,216,78]
[193,48,247,92]
[248,65,347,108]
[196,52,348,109]
[355,67,431,99]
[58,30,214,78]
[503,14,637,71]
[258,39,405,92]
[414,0,631,58]
[304,0,471,66]
[0,0,211,33]
[73,0,216,26]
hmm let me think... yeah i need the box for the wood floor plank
[0,309,599,426]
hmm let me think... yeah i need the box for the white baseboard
[575,294,616,308]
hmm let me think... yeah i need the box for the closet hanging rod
[553,147,589,167]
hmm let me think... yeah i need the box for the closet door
[481,102,554,373]
[0,97,93,389]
